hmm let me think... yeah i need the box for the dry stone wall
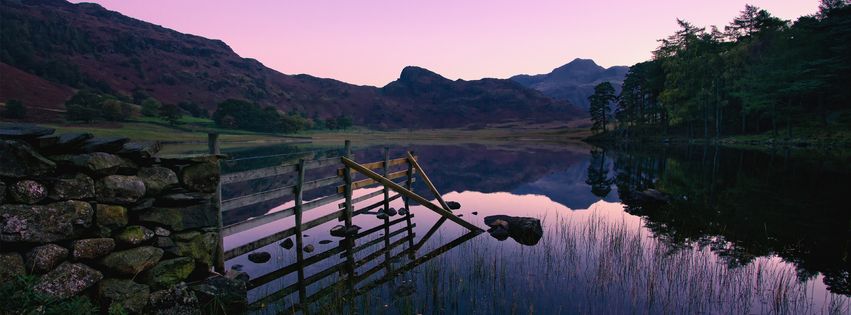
[0,124,246,313]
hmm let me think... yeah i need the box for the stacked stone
[0,124,233,314]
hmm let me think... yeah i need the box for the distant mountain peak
[510,58,628,110]
[398,66,448,83]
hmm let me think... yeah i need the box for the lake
[196,141,851,314]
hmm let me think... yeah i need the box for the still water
[207,142,850,314]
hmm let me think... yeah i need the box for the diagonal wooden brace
[406,152,452,211]
[341,157,482,232]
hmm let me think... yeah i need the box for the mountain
[510,58,629,110]
[380,67,580,128]
[0,0,580,128]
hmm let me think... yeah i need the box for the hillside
[0,0,580,128]
[511,58,628,110]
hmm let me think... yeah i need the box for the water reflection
[210,142,850,314]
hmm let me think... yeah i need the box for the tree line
[589,1,851,140]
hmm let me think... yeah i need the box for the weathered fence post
[294,159,307,306]
[342,140,354,226]
[209,133,225,274]
[403,150,416,249]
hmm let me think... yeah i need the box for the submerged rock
[446,201,461,210]
[398,208,409,215]
[318,240,332,245]
[377,212,389,220]
[484,215,543,246]
[304,244,315,253]
[33,262,103,299]
[385,207,398,216]
[280,238,294,249]
[248,252,271,263]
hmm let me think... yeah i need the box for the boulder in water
[446,201,461,210]
[248,252,271,263]
[483,215,543,246]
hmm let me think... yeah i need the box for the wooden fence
[208,134,482,309]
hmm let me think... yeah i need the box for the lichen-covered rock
[118,141,161,160]
[71,238,115,260]
[33,262,103,299]
[100,246,164,275]
[141,257,195,290]
[96,175,146,205]
[54,152,125,176]
[180,161,219,193]
[137,166,178,196]
[80,137,129,153]
[0,124,55,139]
[1,200,93,242]
[0,140,56,178]
[56,133,93,150]
[115,225,154,245]
[25,244,68,274]
[98,278,150,314]
[49,173,95,200]
[154,236,178,255]
[137,202,217,231]
[175,232,217,269]
[0,252,26,282]
[154,226,171,237]
[173,230,200,242]
[8,179,47,204]
[190,275,248,314]
[147,283,199,315]
[130,198,155,212]
[96,204,128,229]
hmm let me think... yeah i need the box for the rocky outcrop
[484,215,544,246]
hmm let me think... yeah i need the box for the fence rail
[209,135,483,311]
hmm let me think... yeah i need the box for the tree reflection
[585,148,613,198]
[594,144,851,295]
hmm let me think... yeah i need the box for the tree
[65,90,103,123]
[1,100,26,119]
[589,82,616,134]
[819,0,849,19]
[140,97,161,117]
[159,104,183,125]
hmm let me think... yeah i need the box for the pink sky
[74,0,816,87]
